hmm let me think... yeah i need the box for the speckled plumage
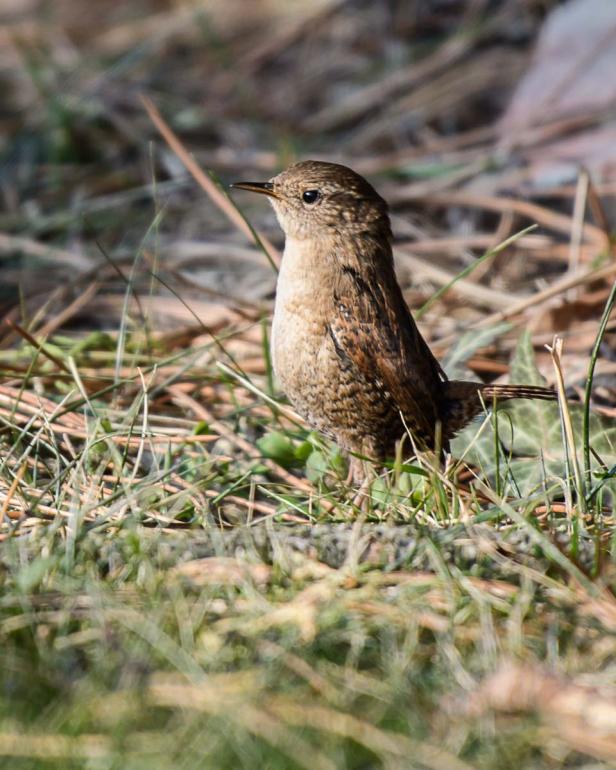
[233,161,556,475]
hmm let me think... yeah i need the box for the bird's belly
[271,306,401,457]
[271,307,333,422]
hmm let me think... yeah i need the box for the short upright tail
[441,380,557,439]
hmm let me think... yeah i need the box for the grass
[1,279,615,769]
[1,506,613,769]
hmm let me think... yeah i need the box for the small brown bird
[233,161,555,481]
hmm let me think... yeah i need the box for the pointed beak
[230,181,278,198]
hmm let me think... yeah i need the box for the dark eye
[302,189,321,205]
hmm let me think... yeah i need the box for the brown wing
[329,258,446,449]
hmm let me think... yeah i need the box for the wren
[233,161,555,481]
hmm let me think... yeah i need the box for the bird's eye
[302,189,321,205]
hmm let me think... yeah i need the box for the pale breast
[270,237,403,456]
[271,238,341,431]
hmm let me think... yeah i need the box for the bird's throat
[276,236,339,310]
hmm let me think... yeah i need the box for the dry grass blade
[406,191,610,251]
[266,698,478,770]
[174,556,271,586]
[35,282,100,339]
[567,168,590,294]
[140,95,280,269]
[481,261,616,325]
[306,36,472,132]
[0,733,111,760]
[0,461,27,519]
[148,676,337,770]
[547,336,585,518]
[396,248,515,310]
[5,320,71,375]
[434,261,616,353]
[237,0,345,71]
[0,233,93,270]
[467,662,616,763]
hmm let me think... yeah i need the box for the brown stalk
[140,95,280,269]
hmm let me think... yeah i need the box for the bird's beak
[230,181,278,199]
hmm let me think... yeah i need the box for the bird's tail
[441,380,557,439]
[479,383,557,402]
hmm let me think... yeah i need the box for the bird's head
[232,160,390,241]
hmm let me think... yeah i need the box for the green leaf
[294,440,314,462]
[69,331,116,355]
[443,322,511,379]
[509,330,549,387]
[381,460,429,477]
[305,448,329,482]
[257,431,297,467]
[452,333,616,501]
[305,445,346,482]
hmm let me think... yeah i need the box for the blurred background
[1,0,616,387]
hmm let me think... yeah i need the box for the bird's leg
[347,454,376,486]
[352,479,372,511]
[346,455,377,511]
[345,455,362,486]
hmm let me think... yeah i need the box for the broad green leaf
[452,333,616,501]
[294,440,314,462]
[443,322,512,379]
[305,445,346,482]
[257,431,297,467]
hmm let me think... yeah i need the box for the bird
[232,160,556,483]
